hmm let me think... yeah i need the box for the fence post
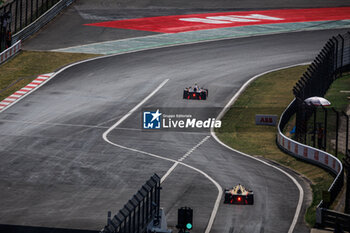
[304,102,308,144]
[338,34,344,76]
[313,104,317,147]
[125,205,132,233]
[134,195,141,233]
[25,0,28,27]
[107,211,111,226]
[138,191,145,229]
[30,0,33,23]
[342,111,349,154]
[19,0,22,30]
[344,154,350,214]
[36,0,38,19]
[120,209,128,233]
[332,108,339,157]
[322,106,328,151]
[316,207,323,228]
[332,37,338,76]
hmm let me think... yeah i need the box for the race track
[2,29,350,232]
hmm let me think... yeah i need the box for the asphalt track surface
[23,0,350,50]
[2,28,350,232]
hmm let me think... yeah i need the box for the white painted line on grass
[211,63,309,233]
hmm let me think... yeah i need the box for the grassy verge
[0,50,100,101]
[301,73,350,160]
[324,73,350,160]
[216,65,334,227]
[325,73,350,110]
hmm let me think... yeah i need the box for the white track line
[1,29,308,231]
[103,79,169,133]
[211,63,309,233]
[102,80,222,233]
[178,136,211,162]
[160,162,179,183]
[162,135,211,182]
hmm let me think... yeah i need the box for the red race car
[183,84,208,100]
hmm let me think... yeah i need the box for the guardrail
[277,100,344,208]
[0,39,20,64]
[12,0,74,43]
[0,0,74,52]
[316,208,350,231]
[101,174,161,233]
[277,31,350,230]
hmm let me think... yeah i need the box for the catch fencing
[101,174,161,233]
[0,0,73,52]
[277,31,350,230]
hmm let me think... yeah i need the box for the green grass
[0,50,100,101]
[216,65,334,227]
[301,73,350,159]
[325,73,350,110]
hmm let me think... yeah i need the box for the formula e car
[183,84,208,100]
[224,184,254,205]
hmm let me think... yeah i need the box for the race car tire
[224,192,230,203]
[205,89,209,97]
[183,90,188,99]
[247,194,254,205]
[201,92,207,100]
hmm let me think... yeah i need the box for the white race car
[224,184,254,205]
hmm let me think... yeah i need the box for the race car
[224,184,254,205]
[183,84,208,100]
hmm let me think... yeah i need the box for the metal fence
[316,208,350,231]
[279,31,350,229]
[101,174,161,233]
[294,32,350,143]
[0,0,69,52]
[299,103,349,157]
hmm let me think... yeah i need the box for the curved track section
[1,29,348,232]
[23,0,350,50]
